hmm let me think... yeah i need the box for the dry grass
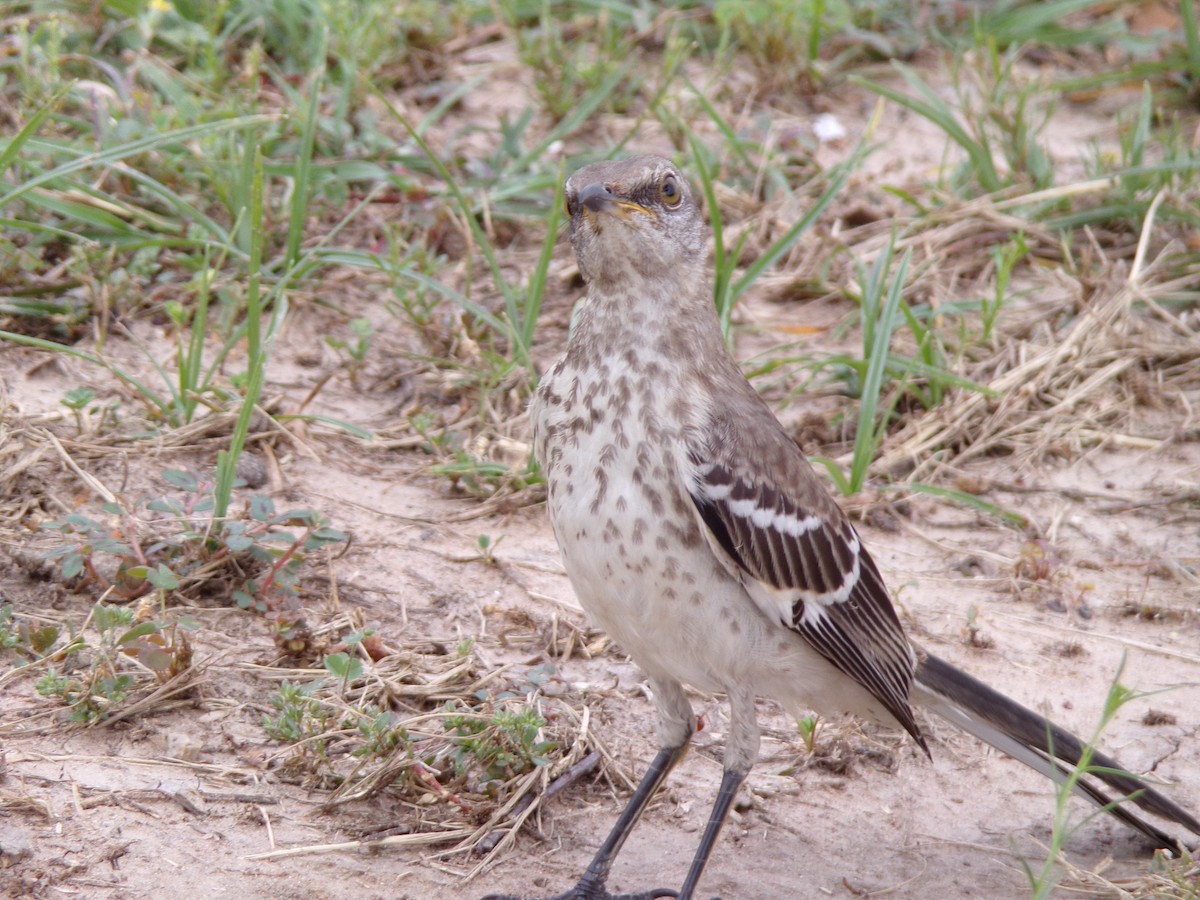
[880,252,1200,480]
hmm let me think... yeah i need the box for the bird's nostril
[579,182,614,213]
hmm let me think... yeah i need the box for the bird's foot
[480,882,679,900]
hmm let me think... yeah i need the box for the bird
[487,155,1200,900]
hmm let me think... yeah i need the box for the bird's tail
[912,651,1200,850]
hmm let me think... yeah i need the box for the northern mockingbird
[491,155,1199,900]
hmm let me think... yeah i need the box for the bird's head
[563,156,706,291]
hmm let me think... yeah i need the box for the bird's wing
[684,436,925,747]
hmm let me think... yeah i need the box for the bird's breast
[531,354,894,717]
[532,356,723,659]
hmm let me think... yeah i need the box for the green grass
[4,0,1194,502]
[812,236,913,496]
[687,126,869,341]
[1021,657,1174,899]
[378,94,564,381]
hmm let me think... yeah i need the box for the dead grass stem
[878,253,1200,479]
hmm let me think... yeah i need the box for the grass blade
[215,146,268,520]
[0,116,272,210]
[285,43,325,269]
[852,64,1002,193]
[0,86,71,172]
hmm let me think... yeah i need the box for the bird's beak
[578,182,649,223]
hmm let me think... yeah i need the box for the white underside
[538,366,901,736]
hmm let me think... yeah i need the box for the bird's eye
[659,174,682,208]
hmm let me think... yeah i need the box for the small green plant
[34,669,132,725]
[43,511,140,584]
[32,602,192,724]
[0,603,60,658]
[1048,84,1200,235]
[351,706,408,759]
[430,450,543,497]
[505,1,641,121]
[1022,657,1160,898]
[381,237,444,342]
[263,680,331,745]
[807,232,994,496]
[0,604,25,652]
[323,651,365,696]
[60,387,95,432]
[261,647,558,801]
[475,533,501,565]
[377,91,564,384]
[442,698,555,784]
[854,42,1056,196]
[796,714,820,753]
[961,604,994,649]
[440,662,557,783]
[812,238,911,496]
[227,494,350,620]
[325,317,374,386]
[1142,845,1199,899]
[41,469,348,646]
[711,0,963,90]
[263,670,404,766]
[671,92,875,339]
[982,233,1028,341]
[713,0,836,88]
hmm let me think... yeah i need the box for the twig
[41,427,117,504]
[472,749,603,855]
[243,827,475,861]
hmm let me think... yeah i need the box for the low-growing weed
[32,602,194,725]
[261,651,560,803]
[1022,658,1168,898]
[41,468,348,651]
[325,317,374,387]
[442,701,554,784]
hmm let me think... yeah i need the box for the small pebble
[236,454,268,489]
[166,732,202,762]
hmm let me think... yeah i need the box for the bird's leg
[674,768,746,900]
[481,741,690,900]
[673,685,757,900]
[484,679,697,899]
[573,741,690,896]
